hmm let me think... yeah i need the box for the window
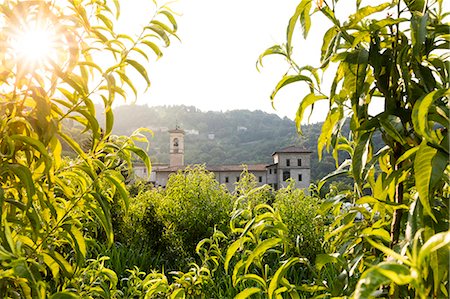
[173,138,179,153]
[225,177,229,183]
[274,183,278,190]
[259,176,262,183]
[286,159,290,166]
[283,170,290,181]
[297,159,302,166]
[236,177,240,182]
[274,169,277,174]
[298,174,302,181]
[269,169,272,174]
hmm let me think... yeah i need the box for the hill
[107,105,339,180]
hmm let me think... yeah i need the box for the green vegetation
[257,0,450,297]
[104,104,352,181]
[0,0,448,298]
[0,0,178,297]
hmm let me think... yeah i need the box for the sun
[12,26,58,65]
[2,2,70,75]
[9,21,60,72]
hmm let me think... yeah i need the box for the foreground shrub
[273,181,325,261]
[115,165,233,268]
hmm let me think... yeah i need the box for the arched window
[283,170,290,181]
[173,138,179,153]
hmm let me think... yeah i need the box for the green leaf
[348,3,391,27]
[159,10,178,31]
[411,13,428,58]
[412,89,448,142]
[315,253,341,271]
[352,131,372,189]
[236,274,267,289]
[417,231,450,269]
[11,135,52,171]
[234,287,261,299]
[45,251,73,277]
[50,292,79,299]
[414,141,438,221]
[4,163,36,201]
[126,59,151,88]
[170,288,185,299]
[225,237,251,273]
[141,40,163,59]
[103,170,129,210]
[365,238,410,265]
[69,226,87,258]
[245,238,281,272]
[271,75,312,107]
[268,258,302,299]
[146,24,170,46]
[320,26,339,66]
[287,0,312,47]
[354,262,412,299]
[257,45,286,70]
[295,93,327,134]
[317,108,342,160]
[378,114,406,144]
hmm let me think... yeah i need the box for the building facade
[134,128,311,190]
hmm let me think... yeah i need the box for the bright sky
[117,0,331,123]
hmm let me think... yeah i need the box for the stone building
[134,127,311,190]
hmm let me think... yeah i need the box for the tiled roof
[272,146,312,155]
[156,164,268,172]
[207,164,268,172]
[168,128,185,133]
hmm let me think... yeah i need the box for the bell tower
[169,126,185,167]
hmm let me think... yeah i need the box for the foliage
[112,165,233,268]
[108,104,347,180]
[117,193,321,299]
[260,0,449,297]
[273,180,325,261]
[0,0,178,296]
[233,167,274,209]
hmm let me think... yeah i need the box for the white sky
[116,0,331,123]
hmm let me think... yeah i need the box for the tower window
[298,174,302,181]
[283,170,290,181]
[297,159,302,166]
[286,159,290,166]
[173,138,179,147]
[274,169,277,174]
[269,169,272,174]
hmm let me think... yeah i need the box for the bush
[157,165,233,264]
[273,180,325,261]
[115,165,233,268]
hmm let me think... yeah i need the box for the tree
[260,0,449,297]
[0,0,177,296]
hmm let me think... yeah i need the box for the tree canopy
[0,0,177,296]
[259,0,449,297]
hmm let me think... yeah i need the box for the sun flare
[12,27,57,63]
[10,24,59,70]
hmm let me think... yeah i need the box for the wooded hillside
[108,104,341,180]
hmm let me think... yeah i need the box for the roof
[207,164,268,172]
[156,164,268,173]
[272,146,312,155]
[168,128,185,134]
